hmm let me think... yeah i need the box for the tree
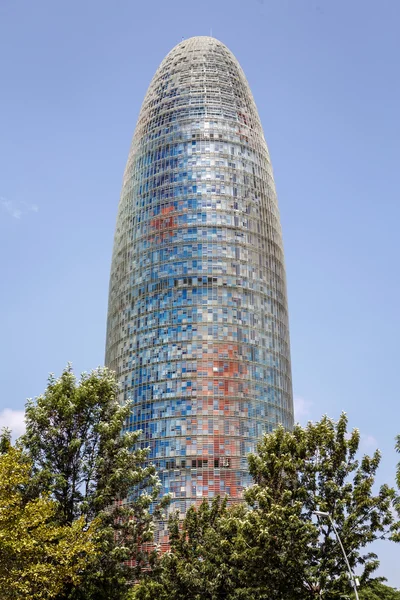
[246,413,397,599]
[393,435,400,542]
[396,435,400,489]
[0,438,96,600]
[21,366,168,600]
[355,580,400,600]
[131,498,248,600]
[396,436,400,490]
[133,414,398,600]
[0,427,11,453]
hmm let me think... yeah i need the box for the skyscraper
[106,36,293,517]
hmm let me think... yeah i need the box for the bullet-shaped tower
[106,36,294,517]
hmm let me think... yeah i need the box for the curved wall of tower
[106,36,294,515]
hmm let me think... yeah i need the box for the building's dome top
[173,35,226,46]
[132,34,262,145]
[165,35,233,60]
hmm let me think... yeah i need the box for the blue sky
[0,0,399,584]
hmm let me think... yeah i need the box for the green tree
[246,413,396,598]
[0,438,96,600]
[21,366,168,600]
[133,414,397,600]
[393,435,400,542]
[396,435,400,490]
[132,498,234,600]
[133,491,314,599]
[0,427,11,453]
[355,580,400,600]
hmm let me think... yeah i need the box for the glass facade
[106,37,293,522]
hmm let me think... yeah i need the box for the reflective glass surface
[106,37,294,525]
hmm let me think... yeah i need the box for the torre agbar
[106,36,294,517]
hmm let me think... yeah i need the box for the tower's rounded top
[174,35,225,46]
[166,35,233,59]
[179,35,220,42]
[129,33,266,166]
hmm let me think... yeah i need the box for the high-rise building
[106,36,293,517]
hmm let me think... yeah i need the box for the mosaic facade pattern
[106,36,294,518]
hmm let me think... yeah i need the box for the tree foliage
[134,493,314,600]
[246,413,396,598]
[0,439,96,600]
[396,435,400,491]
[132,498,236,600]
[5,367,399,600]
[133,414,398,600]
[21,366,168,600]
[355,580,400,600]
[393,435,400,542]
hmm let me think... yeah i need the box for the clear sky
[0,0,399,585]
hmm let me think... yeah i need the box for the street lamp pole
[313,510,360,600]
